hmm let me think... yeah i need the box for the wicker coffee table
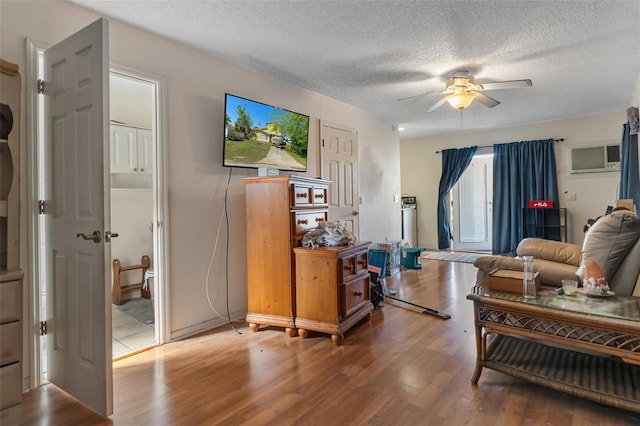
[467,285,640,413]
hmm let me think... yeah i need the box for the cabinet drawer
[354,251,368,275]
[0,280,20,324]
[291,183,329,208]
[0,322,20,366]
[291,184,312,207]
[311,187,328,206]
[0,363,21,410]
[0,405,22,426]
[291,211,327,236]
[339,251,368,283]
[0,403,21,425]
[340,275,370,319]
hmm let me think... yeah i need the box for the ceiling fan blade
[425,97,448,114]
[398,89,448,102]
[475,92,501,108]
[480,79,532,91]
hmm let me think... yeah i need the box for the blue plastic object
[368,249,388,276]
[402,247,426,269]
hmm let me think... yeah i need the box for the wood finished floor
[23,260,640,425]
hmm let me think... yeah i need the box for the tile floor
[112,303,155,358]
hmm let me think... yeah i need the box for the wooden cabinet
[0,270,23,425]
[294,241,373,345]
[245,175,330,336]
[1,59,23,425]
[110,124,152,175]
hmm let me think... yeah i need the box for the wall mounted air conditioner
[570,143,621,174]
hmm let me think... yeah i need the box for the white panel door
[452,155,493,251]
[43,18,112,416]
[320,122,359,236]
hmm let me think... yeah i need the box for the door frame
[109,64,171,348]
[451,149,493,252]
[25,40,170,390]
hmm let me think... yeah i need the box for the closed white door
[43,18,113,416]
[451,154,493,251]
[320,122,359,236]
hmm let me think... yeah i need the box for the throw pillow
[576,210,640,283]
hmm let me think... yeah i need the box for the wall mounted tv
[223,93,309,172]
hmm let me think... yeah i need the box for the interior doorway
[109,71,158,359]
[451,150,493,252]
[29,39,168,390]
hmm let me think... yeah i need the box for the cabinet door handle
[133,167,138,171]
[344,264,354,272]
[353,291,363,297]
[296,192,308,199]
[297,219,308,225]
[140,168,144,172]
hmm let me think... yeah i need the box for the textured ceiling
[70,0,640,140]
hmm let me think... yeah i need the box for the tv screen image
[223,93,309,172]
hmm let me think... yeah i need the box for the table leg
[471,304,484,385]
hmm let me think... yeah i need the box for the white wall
[110,188,153,289]
[400,111,627,250]
[110,73,153,129]
[1,0,401,357]
[632,71,640,107]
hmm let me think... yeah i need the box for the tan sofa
[474,210,640,296]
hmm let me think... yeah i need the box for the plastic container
[368,249,388,277]
[523,256,536,299]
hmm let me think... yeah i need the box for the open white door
[320,122,360,236]
[42,18,113,416]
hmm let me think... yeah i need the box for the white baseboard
[170,309,247,341]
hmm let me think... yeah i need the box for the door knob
[76,230,101,243]
[105,231,119,243]
[353,211,359,216]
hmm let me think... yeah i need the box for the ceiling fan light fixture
[445,91,477,109]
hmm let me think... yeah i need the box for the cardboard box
[486,269,540,293]
[375,241,401,276]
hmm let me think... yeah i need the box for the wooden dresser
[0,270,23,425]
[294,241,373,345]
[245,175,330,336]
[1,58,23,425]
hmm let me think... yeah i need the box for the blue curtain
[619,122,640,208]
[492,139,559,255]
[437,146,477,249]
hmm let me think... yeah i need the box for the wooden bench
[112,255,151,305]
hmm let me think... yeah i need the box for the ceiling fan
[399,70,532,113]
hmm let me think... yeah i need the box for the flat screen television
[223,93,309,172]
